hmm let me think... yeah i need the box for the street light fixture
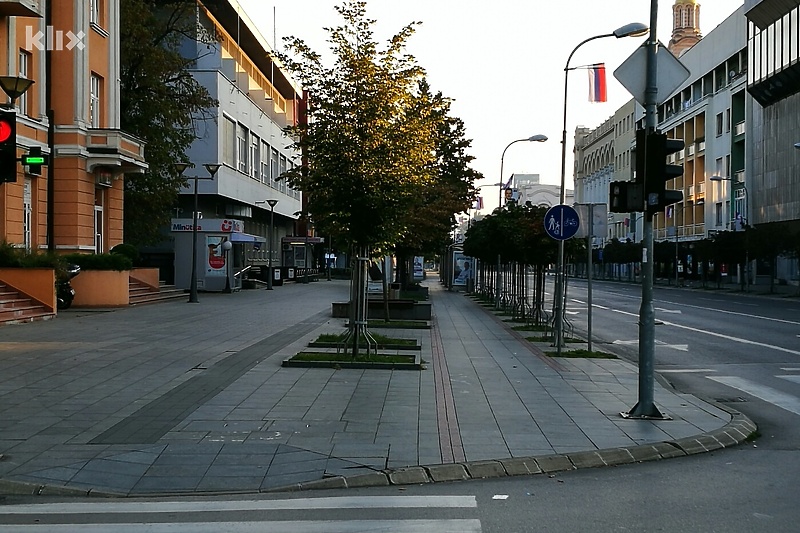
[221,238,233,293]
[495,134,548,309]
[553,21,648,354]
[0,76,34,108]
[256,199,279,290]
[175,162,221,303]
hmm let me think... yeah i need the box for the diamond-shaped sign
[614,42,690,106]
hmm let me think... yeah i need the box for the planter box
[130,267,160,290]
[71,270,130,307]
[0,268,56,312]
[332,300,432,320]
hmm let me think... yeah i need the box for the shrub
[62,253,132,271]
[0,241,65,270]
[110,243,140,265]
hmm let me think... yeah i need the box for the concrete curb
[271,407,757,493]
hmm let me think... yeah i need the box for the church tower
[669,0,702,57]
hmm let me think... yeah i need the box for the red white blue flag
[588,63,607,103]
[473,196,484,210]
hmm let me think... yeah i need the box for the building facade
[0,0,146,254]
[172,0,307,288]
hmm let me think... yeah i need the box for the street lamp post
[496,134,547,309]
[257,199,279,290]
[222,238,233,293]
[554,22,648,354]
[175,162,221,303]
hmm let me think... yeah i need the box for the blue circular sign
[544,205,580,241]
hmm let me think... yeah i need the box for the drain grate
[715,396,748,403]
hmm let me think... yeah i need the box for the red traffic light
[0,120,12,143]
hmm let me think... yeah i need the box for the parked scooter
[56,264,81,310]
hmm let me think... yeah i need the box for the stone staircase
[128,279,185,306]
[0,283,55,325]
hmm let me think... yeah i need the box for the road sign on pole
[614,41,690,106]
[544,204,580,241]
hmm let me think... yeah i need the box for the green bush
[110,243,140,265]
[0,241,65,270]
[62,253,132,271]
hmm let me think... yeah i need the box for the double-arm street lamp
[553,21,648,353]
[495,134,548,309]
[256,199,279,290]
[175,162,221,303]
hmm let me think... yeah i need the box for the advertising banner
[206,236,228,277]
[452,252,473,287]
[413,256,424,281]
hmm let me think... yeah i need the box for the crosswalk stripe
[708,376,800,416]
[658,369,716,373]
[0,520,483,533]
[778,375,800,384]
[0,496,477,515]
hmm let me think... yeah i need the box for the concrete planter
[71,270,130,307]
[0,268,56,312]
[331,300,432,320]
[130,267,160,290]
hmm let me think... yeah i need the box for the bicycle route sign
[544,204,580,241]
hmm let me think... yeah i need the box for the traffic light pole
[624,0,667,419]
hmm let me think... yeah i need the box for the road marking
[658,368,716,373]
[613,339,639,345]
[660,344,689,351]
[0,496,478,515]
[780,368,800,372]
[571,299,585,304]
[593,304,609,310]
[0,521,483,533]
[655,307,682,314]
[778,375,800,384]
[612,308,800,356]
[708,376,800,416]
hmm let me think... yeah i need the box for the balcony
[0,0,41,17]
[86,129,148,175]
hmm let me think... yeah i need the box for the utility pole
[624,0,667,419]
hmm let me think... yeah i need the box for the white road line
[593,304,609,309]
[658,368,716,373]
[571,299,585,304]
[0,521,483,533]
[612,308,800,356]
[780,368,800,372]
[655,308,682,314]
[708,376,800,416]
[0,496,478,515]
[778,375,800,384]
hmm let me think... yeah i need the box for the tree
[394,81,481,287]
[276,1,445,354]
[120,0,216,245]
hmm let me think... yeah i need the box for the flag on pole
[501,175,513,189]
[588,63,607,103]
[473,196,484,210]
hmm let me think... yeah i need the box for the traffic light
[0,109,17,183]
[21,147,47,175]
[644,131,684,214]
[609,181,643,213]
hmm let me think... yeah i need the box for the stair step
[0,306,54,325]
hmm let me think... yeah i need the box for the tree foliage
[277,1,476,255]
[120,0,216,245]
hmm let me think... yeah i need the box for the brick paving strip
[430,315,465,463]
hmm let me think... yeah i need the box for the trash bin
[390,282,401,299]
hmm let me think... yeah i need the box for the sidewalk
[0,275,754,497]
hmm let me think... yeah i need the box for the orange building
[0,0,146,254]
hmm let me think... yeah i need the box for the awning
[229,232,266,243]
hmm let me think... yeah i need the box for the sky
[238,0,743,213]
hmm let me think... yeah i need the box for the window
[270,148,279,187]
[279,155,287,192]
[237,123,248,174]
[222,116,236,167]
[715,113,723,136]
[90,74,102,127]
[260,141,270,183]
[715,202,723,226]
[725,109,731,133]
[18,50,31,116]
[249,133,260,180]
